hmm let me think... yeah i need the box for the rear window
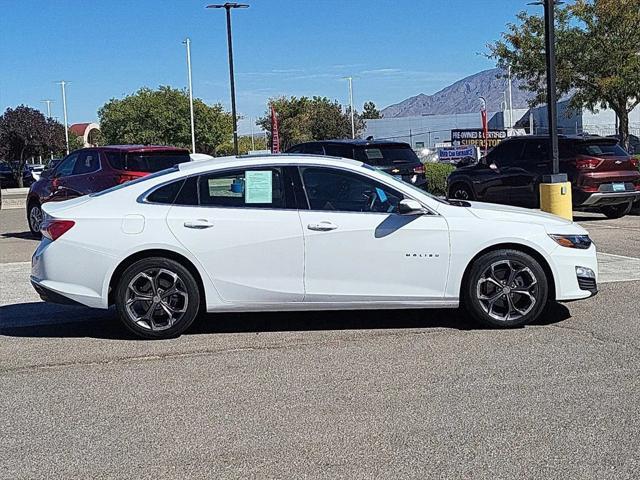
[354,145,420,166]
[105,151,191,172]
[575,142,627,157]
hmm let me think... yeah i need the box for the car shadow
[0,300,572,340]
[0,230,38,240]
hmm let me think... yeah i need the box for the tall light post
[507,65,514,129]
[530,0,572,219]
[344,76,355,139]
[207,2,249,155]
[57,81,70,155]
[183,37,197,153]
[41,99,54,118]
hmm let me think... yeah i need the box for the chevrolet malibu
[31,155,598,339]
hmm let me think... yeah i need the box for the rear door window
[198,168,286,209]
[492,141,524,167]
[521,140,549,163]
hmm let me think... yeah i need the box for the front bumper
[550,244,599,302]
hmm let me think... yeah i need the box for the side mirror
[398,199,425,215]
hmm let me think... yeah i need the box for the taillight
[575,157,603,170]
[413,164,425,174]
[41,219,75,241]
[630,157,639,169]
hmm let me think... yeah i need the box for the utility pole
[344,76,355,139]
[532,0,572,219]
[207,3,249,155]
[183,37,197,153]
[507,64,514,129]
[250,116,255,151]
[41,99,54,118]
[57,81,70,155]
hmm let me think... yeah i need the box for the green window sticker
[245,171,272,204]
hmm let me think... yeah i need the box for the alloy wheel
[29,205,43,232]
[476,259,538,322]
[125,268,189,331]
[452,188,470,200]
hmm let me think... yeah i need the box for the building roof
[69,123,93,136]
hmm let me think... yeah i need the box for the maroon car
[27,145,191,235]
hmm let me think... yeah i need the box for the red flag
[270,105,280,154]
[480,107,488,155]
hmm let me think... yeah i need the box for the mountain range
[381,68,535,117]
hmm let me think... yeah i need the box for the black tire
[115,257,201,339]
[27,201,43,238]
[600,202,632,219]
[449,182,475,201]
[463,249,549,328]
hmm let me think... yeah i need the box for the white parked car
[31,155,598,339]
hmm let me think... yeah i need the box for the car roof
[504,134,617,143]
[93,145,190,153]
[178,154,364,174]
[293,139,411,147]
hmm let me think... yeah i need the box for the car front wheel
[27,201,43,237]
[449,183,474,201]
[600,202,632,219]
[115,257,201,339]
[463,249,549,328]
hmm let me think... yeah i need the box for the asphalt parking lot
[1,198,640,479]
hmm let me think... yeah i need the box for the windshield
[90,166,179,197]
[355,145,420,166]
[105,151,191,172]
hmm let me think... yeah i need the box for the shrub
[424,163,456,196]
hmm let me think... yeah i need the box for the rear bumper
[576,191,640,207]
[30,277,83,306]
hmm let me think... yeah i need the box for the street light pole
[183,37,197,153]
[507,65,514,129]
[543,0,560,175]
[41,99,54,118]
[207,3,249,156]
[345,76,355,139]
[57,81,70,155]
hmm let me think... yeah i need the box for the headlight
[549,234,592,249]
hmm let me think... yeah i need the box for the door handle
[307,221,338,231]
[184,219,214,229]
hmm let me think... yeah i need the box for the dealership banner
[451,129,507,149]
[437,145,477,163]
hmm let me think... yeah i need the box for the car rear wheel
[115,257,201,339]
[463,249,549,328]
[600,202,632,219]
[449,183,474,201]
[27,201,43,237]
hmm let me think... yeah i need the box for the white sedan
[31,155,598,339]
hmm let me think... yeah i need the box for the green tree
[218,132,268,156]
[489,0,640,149]
[362,101,382,119]
[257,96,365,150]
[0,106,66,186]
[98,86,233,155]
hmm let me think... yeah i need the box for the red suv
[27,145,191,235]
[447,136,640,218]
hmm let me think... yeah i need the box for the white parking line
[597,252,640,284]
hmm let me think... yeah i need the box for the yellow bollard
[540,181,573,221]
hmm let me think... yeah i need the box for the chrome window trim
[138,162,440,216]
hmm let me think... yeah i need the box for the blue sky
[0,0,535,134]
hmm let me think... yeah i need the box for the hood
[466,201,583,232]
[42,196,92,215]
